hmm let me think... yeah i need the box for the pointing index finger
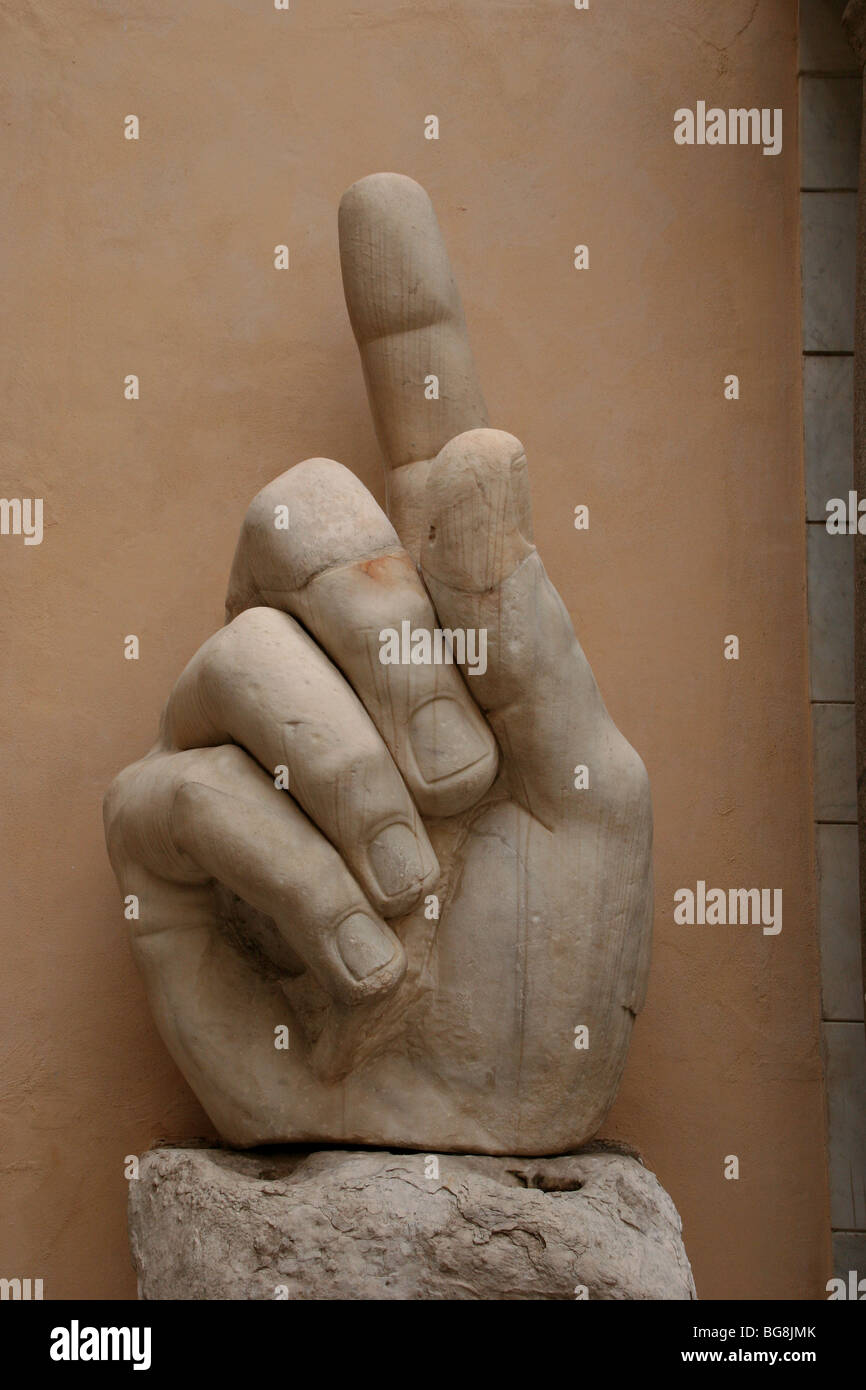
[339,174,489,541]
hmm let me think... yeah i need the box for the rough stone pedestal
[129,1145,696,1300]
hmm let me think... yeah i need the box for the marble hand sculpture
[104,174,653,1154]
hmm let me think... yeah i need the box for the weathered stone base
[129,1144,696,1300]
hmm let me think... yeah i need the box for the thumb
[419,429,636,827]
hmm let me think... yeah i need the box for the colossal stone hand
[104,175,653,1154]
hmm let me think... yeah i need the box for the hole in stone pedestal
[529,1175,584,1193]
[505,1169,584,1192]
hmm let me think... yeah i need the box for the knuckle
[164,631,231,742]
[168,745,248,842]
[103,755,173,867]
[611,738,651,806]
[103,758,152,848]
[169,775,214,844]
[240,464,331,548]
[102,764,135,844]
[199,742,250,781]
[229,473,299,618]
[312,733,391,798]
[222,604,295,674]
[193,611,273,699]
[225,603,287,647]
[241,479,286,543]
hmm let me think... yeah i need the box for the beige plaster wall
[0,0,829,1298]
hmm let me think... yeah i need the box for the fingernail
[368,822,426,898]
[336,913,398,980]
[410,697,490,783]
